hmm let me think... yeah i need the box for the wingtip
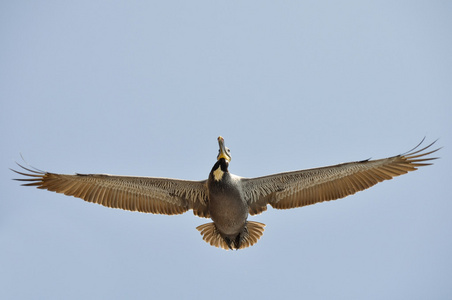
[402,138,441,159]
[11,160,47,185]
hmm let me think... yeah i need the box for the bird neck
[210,159,229,182]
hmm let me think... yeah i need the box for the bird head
[217,136,231,163]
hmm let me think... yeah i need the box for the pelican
[12,137,439,250]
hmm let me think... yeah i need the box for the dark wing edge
[243,139,440,215]
[11,164,210,218]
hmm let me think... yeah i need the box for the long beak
[217,136,231,162]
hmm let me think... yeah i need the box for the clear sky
[1,1,451,299]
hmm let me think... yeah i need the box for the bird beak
[217,136,231,162]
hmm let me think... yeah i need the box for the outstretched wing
[12,165,210,218]
[243,140,440,215]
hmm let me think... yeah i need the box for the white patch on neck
[213,165,224,181]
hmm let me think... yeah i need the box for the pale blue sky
[1,1,451,299]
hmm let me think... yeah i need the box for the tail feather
[241,221,265,248]
[196,221,265,250]
[196,222,230,250]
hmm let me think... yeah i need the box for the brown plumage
[12,137,439,250]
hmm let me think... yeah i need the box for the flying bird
[12,137,439,250]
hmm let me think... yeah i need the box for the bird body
[12,137,439,250]
[206,158,254,249]
[208,168,246,236]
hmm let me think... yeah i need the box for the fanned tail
[196,222,229,250]
[240,221,265,249]
[196,221,266,250]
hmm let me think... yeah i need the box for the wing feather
[243,140,440,214]
[12,164,209,217]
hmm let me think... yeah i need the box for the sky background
[1,1,451,299]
